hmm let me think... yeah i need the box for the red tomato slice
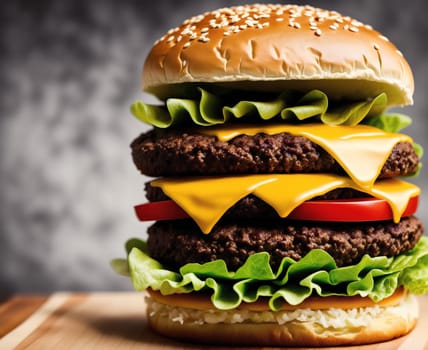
[286,197,419,222]
[135,200,189,222]
[134,196,419,223]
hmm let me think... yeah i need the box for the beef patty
[131,129,419,177]
[147,216,424,271]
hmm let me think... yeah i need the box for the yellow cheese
[152,174,420,234]
[197,124,413,189]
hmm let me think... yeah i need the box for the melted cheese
[197,124,413,189]
[147,288,406,311]
[152,174,420,234]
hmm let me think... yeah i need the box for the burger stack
[113,4,428,347]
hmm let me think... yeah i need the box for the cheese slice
[152,174,420,234]
[197,124,413,189]
[147,287,406,311]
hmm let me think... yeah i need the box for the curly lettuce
[111,236,428,311]
[131,88,388,128]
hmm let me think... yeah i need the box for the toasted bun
[146,292,418,347]
[148,312,417,347]
[143,4,413,106]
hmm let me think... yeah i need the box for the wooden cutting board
[1,292,428,350]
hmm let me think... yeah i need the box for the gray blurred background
[1,0,427,298]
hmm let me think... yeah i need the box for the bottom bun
[146,293,418,347]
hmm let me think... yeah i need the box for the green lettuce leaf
[414,143,424,159]
[399,254,428,295]
[110,258,129,276]
[411,143,424,177]
[323,93,387,126]
[131,89,388,128]
[116,236,428,311]
[363,113,412,132]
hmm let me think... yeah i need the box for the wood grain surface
[1,292,428,350]
[0,295,48,338]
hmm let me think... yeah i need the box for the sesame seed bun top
[142,4,413,106]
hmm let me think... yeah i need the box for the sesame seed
[379,35,389,42]
[373,43,380,50]
[230,15,239,23]
[156,5,387,48]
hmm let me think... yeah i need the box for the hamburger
[113,4,428,347]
